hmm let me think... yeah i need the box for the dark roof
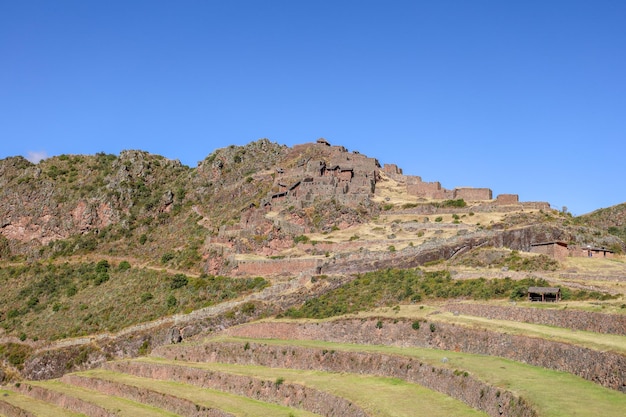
[584,245,614,253]
[528,287,561,294]
[530,241,568,248]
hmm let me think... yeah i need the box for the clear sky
[1,1,624,215]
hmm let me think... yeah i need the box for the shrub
[118,261,131,271]
[138,340,150,356]
[166,295,177,308]
[434,216,443,222]
[170,274,189,289]
[293,235,310,244]
[94,272,109,285]
[95,259,110,273]
[430,323,436,332]
[411,320,421,330]
[140,292,154,303]
[161,252,175,264]
[376,320,383,329]
[440,199,466,208]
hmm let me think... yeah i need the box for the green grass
[28,381,180,417]
[432,311,626,354]
[0,389,86,417]
[138,357,487,417]
[73,369,322,417]
[205,336,626,417]
[344,305,626,354]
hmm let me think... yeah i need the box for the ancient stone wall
[382,163,402,175]
[264,142,380,210]
[62,374,232,417]
[233,258,322,277]
[14,383,116,417]
[454,188,492,201]
[157,340,537,417]
[407,180,443,198]
[444,303,626,335]
[220,319,626,392]
[496,194,519,204]
[529,242,569,261]
[0,398,37,417]
[103,360,369,417]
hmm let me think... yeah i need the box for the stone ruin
[382,163,549,208]
[259,140,550,211]
[262,139,381,210]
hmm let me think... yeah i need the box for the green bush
[283,268,596,320]
[166,295,177,308]
[439,199,466,208]
[118,261,131,271]
[140,292,154,303]
[170,274,189,289]
[161,252,175,264]
[293,235,310,244]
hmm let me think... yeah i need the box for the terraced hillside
[2,293,625,416]
[1,139,625,416]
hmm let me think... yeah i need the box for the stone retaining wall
[155,341,537,417]
[444,303,626,335]
[14,384,115,417]
[104,360,369,417]
[234,258,321,277]
[62,374,232,417]
[0,398,37,417]
[220,319,626,392]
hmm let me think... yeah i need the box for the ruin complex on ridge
[261,138,547,210]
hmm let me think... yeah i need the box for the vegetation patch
[282,268,612,319]
[0,262,268,340]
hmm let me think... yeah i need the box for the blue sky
[1,1,624,215]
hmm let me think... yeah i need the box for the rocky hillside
[1,138,625,415]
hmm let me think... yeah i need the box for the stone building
[529,241,569,261]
